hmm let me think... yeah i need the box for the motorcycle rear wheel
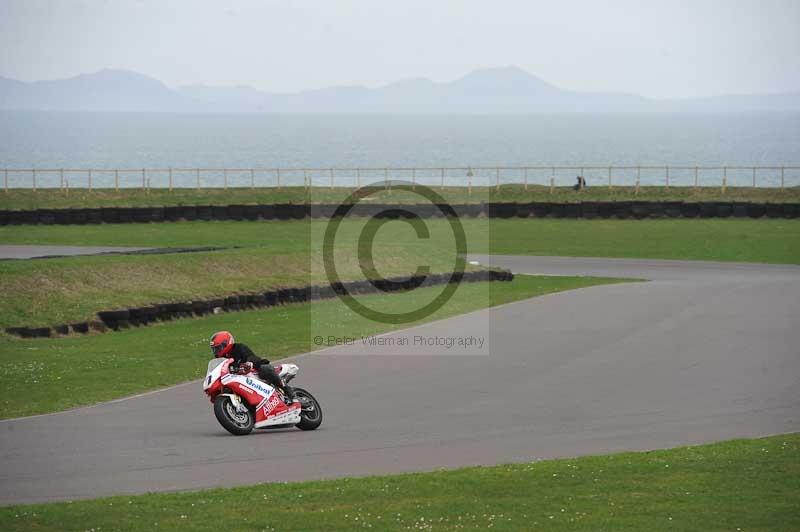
[214,395,254,435]
[293,388,322,430]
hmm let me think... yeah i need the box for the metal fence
[3,165,798,193]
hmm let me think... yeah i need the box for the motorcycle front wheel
[293,388,322,430]
[214,395,254,435]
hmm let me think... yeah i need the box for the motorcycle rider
[209,330,297,403]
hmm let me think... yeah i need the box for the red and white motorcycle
[203,358,322,435]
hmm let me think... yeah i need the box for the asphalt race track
[0,245,154,259]
[0,245,226,259]
[1,256,799,505]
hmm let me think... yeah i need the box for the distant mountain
[1,66,798,113]
[0,69,186,111]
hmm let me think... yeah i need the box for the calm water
[1,111,798,188]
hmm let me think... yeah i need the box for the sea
[1,111,798,188]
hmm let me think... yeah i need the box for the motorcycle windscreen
[204,358,226,390]
[206,358,225,373]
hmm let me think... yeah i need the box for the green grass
[2,218,798,329]
[0,274,628,418]
[3,433,798,531]
[0,218,463,329]
[4,219,798,264]
[485,218,800,264]
[2,184,798,209]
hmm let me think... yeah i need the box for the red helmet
[210,331,235,358]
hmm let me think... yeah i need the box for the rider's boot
[283,385,297,404]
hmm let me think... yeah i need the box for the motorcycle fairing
[222,373,301,428]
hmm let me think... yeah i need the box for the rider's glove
[239,361,254,374]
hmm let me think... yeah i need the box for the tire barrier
[164,206,182,222]
[631,202,651,219]
[612,202,631,219]
[70,322,90,334]
[550,203,566,218]
[717,203,733,218]
[5,269,513,339]
[564,204,582,218]
[5,327,51,338]
[1,202,798,225]
[647,202,665,218]
[211,205,229,221]
[699,203,717,218]
[664,202,683,218]
[766,204,784,218]
[680,203,700,218]
[531,203,551,218]
[580,202,599,219]
[595,202,614,218]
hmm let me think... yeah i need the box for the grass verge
[2,184,798,209]
[485,218,800,264]
[0,217,462,329]
[2,218,797,328]
[0,218,800,264]
[4,219,798,264]
[2,433,797,531]
[0,274,629,418]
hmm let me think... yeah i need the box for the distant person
[573,175,587,191]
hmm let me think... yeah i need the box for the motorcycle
[203,358,322,435]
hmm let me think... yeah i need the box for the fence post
[223,169,228,190]
[88,169,92,192]
[608,166,612,189]
[635,166,640,195]
[385,168,390,194]
[32,169,36,192]
[60,168,64,192]
[694,166,699,189]
[665,166,669,189]
[467,168,473,196]
[411,168,415,190]
[356,168,361,189]
[303,169,308,191]
[495,168,500,192]
[142,168,146,191]
[549,177,554,194]
[276,168,281,190]
[722,166,727,194]
[781,166,785,191]
[330,168,334,190]
[168,168,173,192]
[523,167,528,191]
[114,169,119,191]
[251,169,255,189]
[146,178,151,195]
[441,168,445,190]
[3,169,7,193]
[196,168,200,190]
[752,167,756,188]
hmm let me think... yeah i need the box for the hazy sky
[1,0,798,99]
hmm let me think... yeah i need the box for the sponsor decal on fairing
[245,377,273,396]
[262,393,283,416]
[254,404,301,428]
